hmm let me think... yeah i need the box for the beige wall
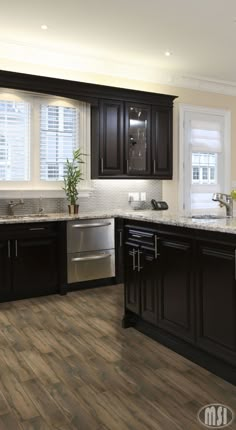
[1,58,236,211]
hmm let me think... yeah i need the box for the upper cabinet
[126,103,151,176]
[91,93,177,179]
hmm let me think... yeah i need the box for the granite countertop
[2,209,236,234]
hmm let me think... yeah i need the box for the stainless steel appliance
[67,218,115,283]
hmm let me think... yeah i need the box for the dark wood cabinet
[115,218,124,283]
[92,94,177,179]
[125,103,151,176]
[0,223,60,302]
[124,243,140,314]
[12,236,58,300]
[158,235,194,342]
[140,248,159,325]
[196,240,236,364]
[0,240,11,301]
[99,100,124,176]
[152,106,172,178]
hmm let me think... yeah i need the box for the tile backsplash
[0,180,162,215]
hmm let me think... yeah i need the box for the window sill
[0,188,94,198]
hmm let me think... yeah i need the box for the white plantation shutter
[40,105,79,180]
[0,100,30,180]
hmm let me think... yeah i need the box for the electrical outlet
[140,192,146,201]
[128,192,139,202]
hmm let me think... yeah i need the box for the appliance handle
[72,222,111,229]
[72,253,111,262]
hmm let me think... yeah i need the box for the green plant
[63,148,85,205]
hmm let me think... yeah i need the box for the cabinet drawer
[126,227,157,248]
[67,250,115,283]
[67,218,114,253]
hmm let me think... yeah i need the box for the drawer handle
[154,235,160,259]
[72,253,111,262]
[29,227,46,231]
[72,222,111,229]
[8,240,11,259]
[131,234,142,239]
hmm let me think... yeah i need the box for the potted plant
[63,148,85,214]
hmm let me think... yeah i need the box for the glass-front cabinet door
[125,103,151,176]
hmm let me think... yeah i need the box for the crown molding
[1,38,236,97]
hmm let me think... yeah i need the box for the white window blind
[190,118,223,153]
[0,100,30,180]
[40,105,79,180]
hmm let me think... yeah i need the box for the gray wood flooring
[0,285,234,429]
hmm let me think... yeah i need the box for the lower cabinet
[158,235,194,342]
[12,236,58,299]
[0,223,59,302]
[123,221,236,367]
[0,240,11,301]
[196,241,236,364]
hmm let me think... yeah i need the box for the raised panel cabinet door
[12,237,59,299]
[0,240,11,301]
[124,244,140,315]
[99,99,124,176]
[152,107,172,178]
[125,102,151,176]
[196,242,236,364]
[140,250,159,325]
[158,237,194,342]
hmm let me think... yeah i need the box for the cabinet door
[152,106,172,178]
[124,244,140,314]
[0,240,11,301]
[158,236,194,342]
[140,249,159,325]
[12,237,58,299]
[115,218,124,284]
[99,100,124,176]
[196,242,236,364]
[125,103,151,176]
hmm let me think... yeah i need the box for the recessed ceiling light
[41,24,48,30]
[165,51,172,57]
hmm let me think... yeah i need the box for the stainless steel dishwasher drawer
[67,218,114,253]
[67,250,115,283]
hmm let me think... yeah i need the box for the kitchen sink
[190,214,229,220]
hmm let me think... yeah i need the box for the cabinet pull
[15,240,18,258]
[72,253,111,262]
[72,222,111,229]
[132,249,137,271]
[153,159,156,173]
[7,240,11,259]
[154,235,160,259]
[137,249,143,272]
[101,157,104,173]
[29,227,45,231]
[126,159,129,172]
[119,231,122,247]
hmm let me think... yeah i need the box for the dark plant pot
[68,204,79,215]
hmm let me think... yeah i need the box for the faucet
[212,193,233,217]
[38,197,44,214]
[8,199,24,216]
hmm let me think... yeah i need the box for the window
[179,105,231,213]
[0,89,91,192]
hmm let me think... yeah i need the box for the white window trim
[0,88,94,197]
[178,104,231,213]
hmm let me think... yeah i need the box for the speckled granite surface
[2,209,236,235]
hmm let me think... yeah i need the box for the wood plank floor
[0,285,235,429]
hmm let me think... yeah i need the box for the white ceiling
[1,0,236,87]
